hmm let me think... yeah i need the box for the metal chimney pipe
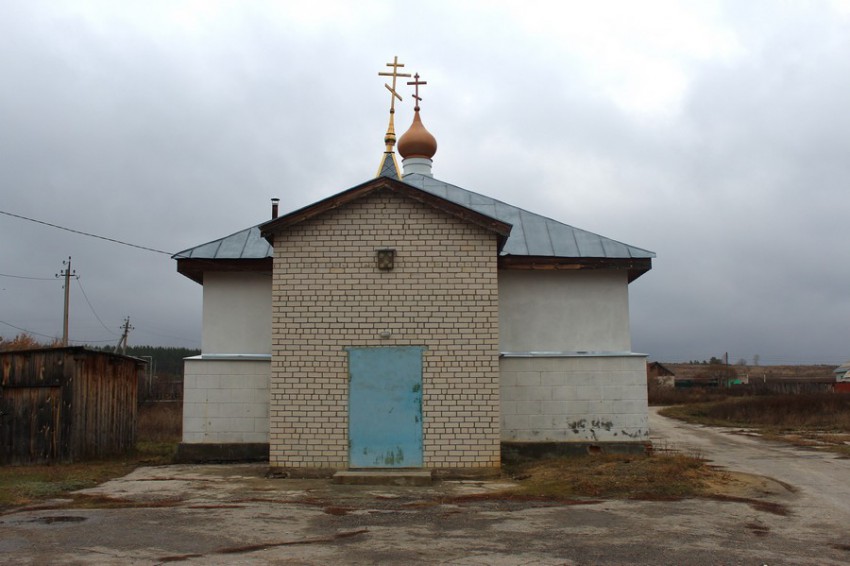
[271,198,280,219]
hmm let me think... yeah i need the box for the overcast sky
[1,1,848,365]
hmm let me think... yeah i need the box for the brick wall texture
[269,189,501,471]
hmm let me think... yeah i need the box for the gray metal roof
[402,173,655,259]
[174,174,654,261]
[173,225,272,260]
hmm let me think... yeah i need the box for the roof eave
[498,255,652,283]
[176,257,273,285]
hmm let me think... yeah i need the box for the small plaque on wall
[376,248,395,270]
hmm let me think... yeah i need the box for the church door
[347,346,424,468]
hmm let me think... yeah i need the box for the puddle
[28,516,87,525]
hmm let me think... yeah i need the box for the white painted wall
[183,358,270,443]
[499,269,647,444]
[498,270,631,352]
[500,354,649,442]
[202,272,271,355]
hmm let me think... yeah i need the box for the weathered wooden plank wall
[70,353,137,459]
[0,348,139,465]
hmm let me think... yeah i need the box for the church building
[174,60,655,477]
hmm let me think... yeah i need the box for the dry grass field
[137,401,182,443]
[505,453,714,500]
[665,363,835,381]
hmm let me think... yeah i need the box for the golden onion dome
[398,110,437,160]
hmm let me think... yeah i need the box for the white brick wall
[500,354,649,442]
[269,189,501,471]
[183,358,270,443]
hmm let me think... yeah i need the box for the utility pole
[117,316,133,355]
[56,257,76,346]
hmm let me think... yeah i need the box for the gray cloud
[1,1,847,364]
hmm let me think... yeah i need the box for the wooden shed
[0,347,143,465]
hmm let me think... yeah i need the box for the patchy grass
[0,403,181,512]
[0,442,178,511]
[0,460,136,510]
[505,453,716,499]
[661,394,850,455]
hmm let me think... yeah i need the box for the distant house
[646,361,675,388]
[173,84,655,477]
[835,361,850,393]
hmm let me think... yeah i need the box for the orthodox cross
[407,73,427,111]
[378,56,411,113]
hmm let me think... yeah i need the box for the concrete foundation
[502,441,652,463]
[175,442,269,463]
[333,470,434,486]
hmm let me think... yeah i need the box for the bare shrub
[137,402,182,443]
[648,383,734,406]
[700,394,850,431]
[663,394,850,433]
[0,333,62,351]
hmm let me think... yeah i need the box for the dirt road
[1,414,849,564]
[649,407,850,525]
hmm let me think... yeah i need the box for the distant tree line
[687,355,761,366]
[688,357,727,365]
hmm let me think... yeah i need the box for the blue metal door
[348,347,424,468]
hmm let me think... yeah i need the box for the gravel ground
[1,413,849,565]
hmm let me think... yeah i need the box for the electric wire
[0,211,212,347]
[75,277,119,336]
[0,209,174,255]
[0,272,56,281]
[0,319,120,344]
[0,319,58,339]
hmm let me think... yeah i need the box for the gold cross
[407,73,427,111]
[378,56,411,112]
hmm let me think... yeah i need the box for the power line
[0,272,55,281]
[0,319,119,344]
[0,209,174,255]
[75,277,119,336]
[0,319,58,339]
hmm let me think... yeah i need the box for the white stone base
[182,357,270,443]
[500,353,649,443]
